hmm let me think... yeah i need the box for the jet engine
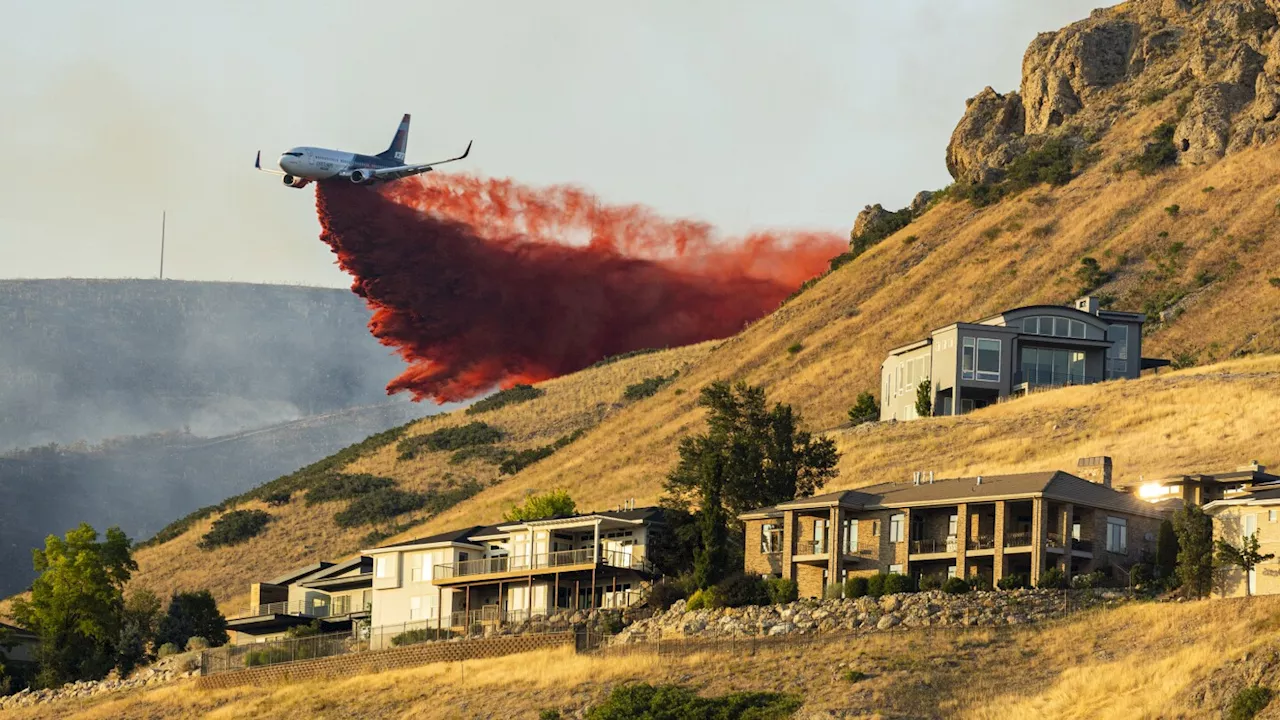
[282,175,309,188]
[348,169,375,185]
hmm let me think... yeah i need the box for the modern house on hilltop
[1117,461,1280,506]
[740,458,1164,597]
[881,296,1166,420]
[226,505,663,646]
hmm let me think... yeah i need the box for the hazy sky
[0,1,1110,288]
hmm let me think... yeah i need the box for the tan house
[1119,462,1279,506]
[740,467,1164,597]
[0,620,38,665]
[227,556,373,644]
[1205,487,1280,597]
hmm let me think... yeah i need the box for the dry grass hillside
[13,595,1280,719]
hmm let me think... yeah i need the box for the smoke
[315,176,846,402]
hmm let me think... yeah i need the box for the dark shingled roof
[375,525,491,549]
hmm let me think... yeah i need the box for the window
[813,519,827,553]
[1244,513,1258,539]
[976,338,1001,381]
[1023,316,1086,339]
[409,595,436,621]
[842,518,859,553]
[375,556,392,578]
[761,523,780,554]
[1021,348,1088,385]
[1270,510,1276,523]
[409,596,422,620]
[947,565,957,579]
[948,515,958,538]
[1107,324,1129,378]
[408,552,427,583]
[1106,517,1127,554]
[889,564,903,574]
[870,519,880,537]
[962,338,975,380]
[889,514,905,543]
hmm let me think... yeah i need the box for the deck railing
[910,537,958,554]
[968,534,997,550]
[1004,531,1033,547]
[239,598,372,620]
[435,548,655,580]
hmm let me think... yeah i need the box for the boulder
[945,87,1027,184]
[876,614,901,630]
[1176,82,1254,163]
[1021,20,1139,133]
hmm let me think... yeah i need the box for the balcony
[240,598,371,620]
[795,539,828,556]
[1004,532,1032,548]
[433,548,656,583]
[1013,370,1102,389]
[910,537,958,555]
[967,534,996,551]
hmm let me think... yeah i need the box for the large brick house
[740,465,1164,598]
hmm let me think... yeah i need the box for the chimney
[1075,296,1100,315]
[929,471,935,484]
[1077,456,1113,488]
[1239,461,1265,474]
[913,471,921,486]
[976,475,983,485]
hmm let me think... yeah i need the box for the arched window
[1022,315,1086,339]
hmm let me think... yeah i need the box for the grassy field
[10,595,1280,719]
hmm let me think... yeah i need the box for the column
[993,501,1007,584]
[1031,498,1048,585]
[828,506,841,587]
[900,508,912,576]
[1060,503,1074,582]
[781,509,796,583]
[954,503,969,580]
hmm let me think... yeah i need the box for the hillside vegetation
[10,595,1280,718]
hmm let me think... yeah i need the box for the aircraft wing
[370,141,472,182]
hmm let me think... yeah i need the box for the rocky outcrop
[0,653,200,711]
[851,204,892,240]
[612,588,1129,643]
[946,0,1280,182]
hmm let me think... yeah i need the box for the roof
[741,471,1163,519]
[369,507,665,551]
[0,621,36,639]
[1206,487,1280,511]
[268,561,334,586]
[372,525,491,550]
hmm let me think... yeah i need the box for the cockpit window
[282,152,303,157]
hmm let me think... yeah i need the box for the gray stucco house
[880,296,1165,420]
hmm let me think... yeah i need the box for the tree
[503,489,577,522]
[1156,519,1179,580]
[115,589,162,677]
[914,380,932,418]
[1172,504,1214,599]
[847,392,879,426]
[1216,532,1275,597]
[155,591,229,650]
[11,523,137,687]
[664,381,840,589]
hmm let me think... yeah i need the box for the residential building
[0,621,38,665]
[1205,486,1280,597]
[740,464,1164,597]
[1119,462,1280,506]
[880,295,1165,421]
[362,505,663,634]
[227,556,373,644]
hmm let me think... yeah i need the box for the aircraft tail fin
[377,114,410,162]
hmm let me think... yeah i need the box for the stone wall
[194,631,574,690]
[613,588,1129,642]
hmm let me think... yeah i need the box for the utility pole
[160,211,166,280]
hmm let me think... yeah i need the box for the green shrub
[850,206,913,255]
[185,636,210,651]
[998,574,1030,591]
[503,489,576,522]
[397,422,505,460]
[1228,686,1273,720]
[498,430,584,475]
[1038,567,1068,589]
[1131,122,1179,175]
[867,573,886,598]
[244,647,292,667]
[823,583,844,600]
[765,577,799,605]
[539,710,563,720]
[918,575,941,592]
[285,620,323,639]
[952,136,1084,208]
[466,384,544,415]
[263,491,292,507]
[647,580,689,611]
[333,488,428,528]
[305,473,396,505]
[847,392,879,426]
[587,348,663,369]
[390,628,438,647]
[786,342,804,355]
[1071,570,1108,589]
[968,574,994,592]
[843,576,869,599]
[156,642,180,658]
[1075,256,1110,295]
[197,509,272,550]
[623,373,678,401]
[685,589,710,611]
[714,574,769,608]
[827,251,857,272]
[1268,277,1280,288]
[842,669,867,683]
[1165,203,1181,217]
[883,573,915,595]
[585,683,802,720]
[449,444,513,466]
[941,577,971,595]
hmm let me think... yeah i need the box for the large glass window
[1107,324,1129,378]
[976,338,1001,381]
[1023,315,1086,339]
[889,514,905,543]
[1021,348,1088,385]
[842,519,859,553]
[1106,517,1127,554]
[761,523,780,553]
[962,338,975,380]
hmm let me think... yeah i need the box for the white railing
[241,598,371,619]
[435,548,656,580]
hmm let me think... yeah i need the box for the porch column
[498,580,504,626]
[1060,503,1074,583]
[993,501,1007,584]
[899,508,912,576]
[528,575,533,617]
[1031,497,1048,586]
[437,586,443,631]
[827,506,841,587]
[781,509,797,583]
[593,520,601,563]
[953,386,962,416]
[955,503,969,580]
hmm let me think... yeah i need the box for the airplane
[254,114,471,188]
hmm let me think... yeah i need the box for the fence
[435,548,656,580]
[200,630,363,675]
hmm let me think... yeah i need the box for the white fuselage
[277,147,361,180]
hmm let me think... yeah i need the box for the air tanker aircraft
[254,114,471,188]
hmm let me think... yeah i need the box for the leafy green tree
[503,489,577,522]
[1172,504,1215,599]
[1156,519,1179,579]
[0,625,15,695]
[1216,532,1276,597]
[914,380,932,418]
[847,392,879,426]
[155,591,228,650]
[12,523,137,687]
[115,589,162,677]
[664,381,840,589]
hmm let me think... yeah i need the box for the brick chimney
[1077,456,1113,488]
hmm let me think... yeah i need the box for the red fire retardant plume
[315,176,845,403]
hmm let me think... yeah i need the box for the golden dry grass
[121,81,1280,613]
[14,596,1280,719]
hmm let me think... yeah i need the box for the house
[1205,486,1280,597]
[880,295,1166,420]
[362,505,663,638]
[739,462,1164,597]
[226,556,373,644]
[0,621,38,665]
[1118,462,1280,506]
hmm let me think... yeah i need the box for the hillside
[114,0,1280,611]
[10,595,1280,718]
